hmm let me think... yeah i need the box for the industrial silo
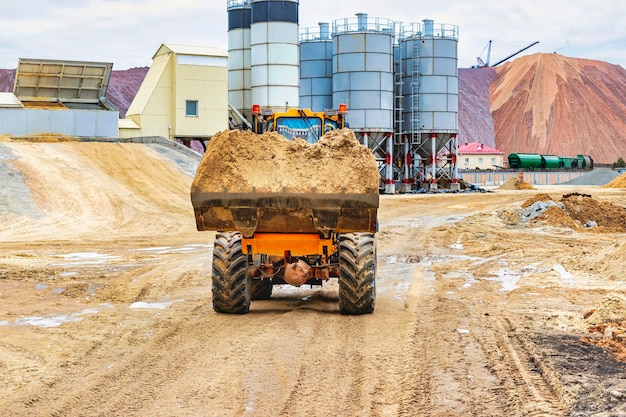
[332,13,395,136]
[250,0,300,110]
[332,13,395,192]
[299,22,333,112]
[400,19,458,133]
[398,19,459,190]
[227,0,251,121]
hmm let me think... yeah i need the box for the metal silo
[332,13,395,192]
[227,0,252,121]
[299,22,333,112]
[397,19,459,190]
[332,13,395,135]
[250,0,299,110]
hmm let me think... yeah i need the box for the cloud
[0,0,623,70]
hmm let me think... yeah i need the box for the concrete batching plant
[227,1,459,193]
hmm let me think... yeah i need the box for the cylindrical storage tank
[299,22,333,112]
[250,0,299,110]
[227,0,252,120]
[332,13,395,134]
[400,20,459,133]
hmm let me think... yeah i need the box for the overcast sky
[0,0,624,70]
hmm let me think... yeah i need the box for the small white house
[458,142,504,170]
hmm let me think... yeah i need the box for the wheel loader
[190,104,379,314]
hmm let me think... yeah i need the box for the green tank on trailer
[508,153,593,170]
[541,155,561,169]
[508,153,543,169]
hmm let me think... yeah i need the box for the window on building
[491,157,496,164]
[186,100,198,117]
[464,157,469,164]
[478,157,483,164]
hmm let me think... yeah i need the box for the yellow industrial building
[118,44,229,142]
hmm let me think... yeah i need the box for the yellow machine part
[242,233,334,257]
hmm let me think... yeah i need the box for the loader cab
[251,104,347,144]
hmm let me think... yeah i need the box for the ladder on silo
[393,38,404,145]
[410,38,421,144]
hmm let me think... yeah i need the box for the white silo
[227,0,252,121]
[300,22,333,112]
[250,0,300,110]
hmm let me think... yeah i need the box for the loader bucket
[191,188,378,238]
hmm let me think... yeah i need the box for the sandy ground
[1,139,626,416]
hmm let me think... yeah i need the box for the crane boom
[491,41,539,67]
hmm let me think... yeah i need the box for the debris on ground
[581,293,626,362]
[498,177,536,190]
[520,192,626,232]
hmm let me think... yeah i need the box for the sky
[0,0,624,70]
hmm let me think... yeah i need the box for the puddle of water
[450,238,463,250]
[132,244,212,255]
[488,267,522,291]
[553,264,575,285]
[34,283,48,291]
[442,271,477,289]
[129,301,176,310]
[53,252,120,266]
[0,305,109,328]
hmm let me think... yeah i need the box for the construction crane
[475,40,492,67]
[490,41,540,67]
[473,41,539,68]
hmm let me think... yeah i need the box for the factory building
[119,44,229,143]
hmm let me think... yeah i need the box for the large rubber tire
[250,279,273,300]
[338,233,376,315]
[211,232,250,314]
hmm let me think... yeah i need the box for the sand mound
[498,177,536,190]
[603,172,626,188]
[563,168,619,186]
[192,128,379,194]
[585,293,626,325]
[582,293,626,362]
[520,192,626,232]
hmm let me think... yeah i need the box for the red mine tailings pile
[489,53,626,164]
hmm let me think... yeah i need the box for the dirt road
[1,138,626,416]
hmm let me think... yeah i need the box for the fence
[458,170,586,186]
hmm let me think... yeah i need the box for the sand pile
[585,293,626,325]
[603,172,626,188]
[191,128,379,194]
[521,193,626,232]
[498,177,536,190]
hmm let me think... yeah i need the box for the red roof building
[457,142,504,170]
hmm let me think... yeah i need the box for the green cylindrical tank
[541,155,561,169]
[508,153,543,168]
